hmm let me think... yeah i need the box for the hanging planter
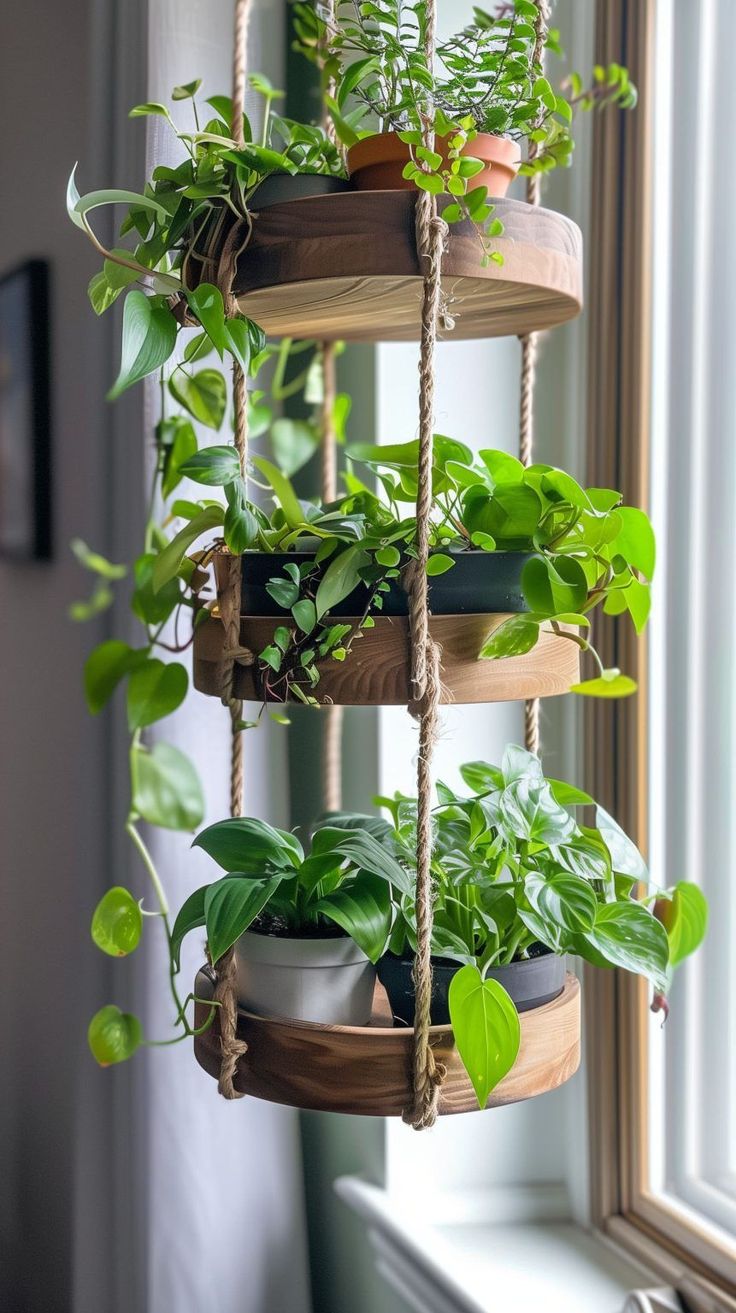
[192,966,581,1116]
[179,747,708,1115]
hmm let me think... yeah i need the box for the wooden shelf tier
[192,610,580,706]
[193,970,581,1116]
[233,193,583,342]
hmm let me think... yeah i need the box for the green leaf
[179,445,241,486]
[479,616,540,659]
[88,1005,143,1066]
[84,640,144,714]
[91,887,143,957]
[131,742,205,831]
[271,418,320,476]
[129,101,175,124]
[108,292,177,399]
[292,598,317,634]
[464,483,541,545]
[126,658,188,731]
[186,283,227,357]
[459,761,505,794]
[499,777,576,844]
[205,875,283,964]
[570,673,637,698]
[548,778,594,806]
[610,506,656,579]
[448,965,520,1107]
[172,78,203,100]
[131,553,181,625]
[223,485,258,554]
[251,456,304,529]
[222,318,252,375]
[524,871,598,937]
[193,816,304,871]
[596,805,648,880]
[659,882,708,967]
[522,555,588,615]
[71,538,127,580]
[161,419,198,497]
[170,886,207,971]
[152,505,224,592]
[315,544,369,619]
[67,166,172,231]
[317,875,391,965]
[311,827,413,896]
[426,553,455,577]
[169,369,227,429]
[583,901,670,989]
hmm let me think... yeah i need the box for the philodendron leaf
[311,828,414,895]
[185,283,227,357]
[610,505,656,579]
[132,742,205,831]
[314,544,370,619]
[448,965,520,1108]
[88,1005,143,1066]
[524,871,598,936]
[108,292,177,399]
[179,445,241,486]
[582,901,670,989]
[569,672,637,698]
[521,554,588,615]
[479,615,540,659]
[126,658,188,731]
[169,369,227,429]
[204,875,283,964]
[161,418,198,497]
[84,640,146,714]
[152,504,224,592]
[317,874,392,964]
[67,165,172,231]
[596,805,649,880]
[170,886,207,971]
[271,418,320,476]
[426,552,455,576]
[251,456,304,529]
[193,816,304,871]
[91,887,143,957]
[659,882,708,968]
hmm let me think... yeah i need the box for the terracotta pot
[347,130,521,197]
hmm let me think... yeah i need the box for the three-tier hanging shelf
[191,0,585,1125]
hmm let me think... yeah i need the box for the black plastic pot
[239,548,532,617]
[377,950,567,1026]
[250,174,351,208]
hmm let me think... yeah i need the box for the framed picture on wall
[0,260,51,560]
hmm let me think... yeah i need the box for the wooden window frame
[585,3,736,1308]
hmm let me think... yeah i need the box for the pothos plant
[294,0,636,261]
[335,746,708,1106]
[239,434,655,703]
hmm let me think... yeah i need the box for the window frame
[585,3,736,1306]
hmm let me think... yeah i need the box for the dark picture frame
[0,260,51,560]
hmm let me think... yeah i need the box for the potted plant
[294,0,637,260]
[333,745,708,1107]
[189,434,654,704]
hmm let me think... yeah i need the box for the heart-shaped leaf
[131,742,205,831]
[88,1005,143,1066]
[169,369,227,429]
[448,965,520,1107]
[91,887,143,957]
[126,658,188,731]
[108,292,177,399]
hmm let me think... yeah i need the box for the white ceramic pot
[234,930,376,1025]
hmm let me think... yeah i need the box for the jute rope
[519,0,550,758]
[213,0,253,1100]
[319,0,344,814]
[401,0,448,1131]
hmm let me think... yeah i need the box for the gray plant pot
[235,929,376,1025]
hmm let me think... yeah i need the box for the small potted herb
[294,0,636,257]
[170,815,412,1025]
[336,745,708,1106]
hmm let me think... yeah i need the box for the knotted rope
[213,0,253,1100]
[319,0,344,814]
[401,0,448,1131]
[519,0,550,757]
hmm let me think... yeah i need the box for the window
[586,1,736,1303]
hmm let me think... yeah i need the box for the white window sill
[336,1176,682,1313]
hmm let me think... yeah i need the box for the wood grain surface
[193,970,581,1117]
[231,192,583,341]
[192,609,580,706]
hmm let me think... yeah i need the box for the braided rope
[519,0,550,758]
[213,0,253,1100]
[401,0,448,1131]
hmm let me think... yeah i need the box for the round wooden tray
[193,970,581,1116]
[233,192,583,342]
[192,610,580,706]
